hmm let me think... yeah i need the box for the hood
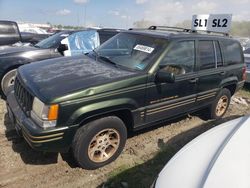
[18,55,137,103]
[155,116,250,188]
[0,45,37,56]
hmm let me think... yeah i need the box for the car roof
[0,20,18,25]
[57,28,123,35]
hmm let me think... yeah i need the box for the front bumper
[6,91,78,152]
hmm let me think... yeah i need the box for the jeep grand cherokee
[7,26,246,169]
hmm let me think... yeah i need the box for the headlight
[31,97,59,128]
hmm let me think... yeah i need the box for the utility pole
[77,12,80,27]
[84,5,87,27]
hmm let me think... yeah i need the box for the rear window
[0,22,18,35]
[221,40,243,65]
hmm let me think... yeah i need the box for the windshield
[35,32,70,49]
[94,32,168,71]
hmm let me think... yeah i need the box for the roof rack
[129,25,230,37]
[128,27,146,30]
[148,26,191,33]
[148,25,230,37]
[191,30,229,36]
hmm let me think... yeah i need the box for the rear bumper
[246,71,250,83]
[235,80,245,92]
[6,91,78,152]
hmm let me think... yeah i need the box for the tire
[208,88,231,120]
[72,116,127,170]
[1,69,17,99]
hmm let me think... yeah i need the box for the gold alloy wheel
[88,128,120,163]
[215,95,228,117]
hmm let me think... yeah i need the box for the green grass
[104,146,177,188]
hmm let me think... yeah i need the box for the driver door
[145,40,198,123]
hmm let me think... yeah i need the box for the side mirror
[156,70,175,83]
[57,44,68,54]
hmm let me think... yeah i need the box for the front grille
[14,77,34,115]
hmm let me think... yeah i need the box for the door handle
[220,71,226,75]
[189,78,199,83]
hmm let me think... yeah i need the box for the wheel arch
[220,77,238,96]
[78,108,134,132]
[68,99,138,132]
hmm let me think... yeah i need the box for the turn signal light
[48,104,59,121]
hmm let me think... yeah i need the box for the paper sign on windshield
[134,44,154,53]
[192,14,232,33]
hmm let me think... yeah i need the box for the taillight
[242,65,247,81]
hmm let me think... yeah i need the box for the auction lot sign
[192,14,232,33]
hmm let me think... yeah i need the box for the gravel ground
[0,91,249,188]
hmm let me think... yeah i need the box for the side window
[198,41,215,70]
[0,23,17,35]
[159,41,195,75]
[222,40,243,65]
[215,41,223,67]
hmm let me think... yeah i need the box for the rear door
[196,40,224,107]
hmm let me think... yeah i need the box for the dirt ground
[0,90,250,188]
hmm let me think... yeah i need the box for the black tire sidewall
[210,88,231,119]
[73,116,127,170]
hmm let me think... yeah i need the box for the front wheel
[1,69,17,98]
[72,116,127,170]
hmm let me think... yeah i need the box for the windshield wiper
[92,50,119,67]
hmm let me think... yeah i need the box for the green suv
[7,26,246,169]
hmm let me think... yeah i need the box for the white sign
[192,14,232,33]
[134,44,154,53]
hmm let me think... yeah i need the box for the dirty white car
[153,116,250,188]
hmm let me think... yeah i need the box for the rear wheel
[72,116,127,169]
[208,88,231,119]
[1,69,17,98]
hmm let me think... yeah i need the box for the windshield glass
[95,32,168,71]
[35,32,70,49]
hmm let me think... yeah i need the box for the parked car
[244,48,250,83]
[20,32,51,45]
[152,116,250,188]
[0,28,121,98]
[0,20,50,46]
[6,26,245,169]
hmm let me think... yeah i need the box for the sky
[0,0,250,28]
